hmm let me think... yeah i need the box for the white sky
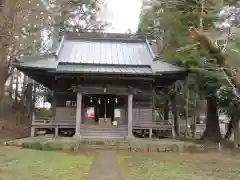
[103,0,142,33]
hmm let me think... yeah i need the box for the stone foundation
[3,137,205,153]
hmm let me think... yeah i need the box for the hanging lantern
[115,98,118,104]
[107,99,110,103]
[90,97,93,103]
[98,98,101,104]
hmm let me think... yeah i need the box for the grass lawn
[0,146,93,180]
[117,152,240,180]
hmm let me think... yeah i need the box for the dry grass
[0,118,29,142]
[117,151,240,180]
[0,146,93,180]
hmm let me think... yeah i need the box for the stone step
[81,131,126,134]
[82,135,126,140]
[79,144,129,150]
[81,132,127,137]
[80,127,127,131]
[81,129,127,132]
[77,139,130,150]
[80,128,127,137]
[81,131,127,134]
[81,134,127,139]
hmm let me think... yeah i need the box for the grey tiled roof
[17,56,57,69]
[152,60,185,73]
[56,64,153,74]
[15,33,186,75]
[58,39,154,65]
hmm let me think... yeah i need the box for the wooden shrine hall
[14,32,187,139]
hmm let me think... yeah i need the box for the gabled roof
[58,38,153,65]
[15,32,186,76]
[16,55,57,69]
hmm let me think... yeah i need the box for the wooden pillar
[74,92,82,137]
[152,95,155,121]
[127,94,134,139]
[52,91,56,120]
[149,128,153,138]
[30,127,36,137]
[163,88,169,121]
[30,112,36,137]
[151,94,155,139]
[55,127,59,137]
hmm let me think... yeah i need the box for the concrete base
[73,133,82,140]
[5,136,203,153]
[54,127,59,137]
[125,135,135,140]
[30,127,36,137]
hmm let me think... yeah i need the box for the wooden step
[81,132,127,139]
[80,144,129,150]
[81,132,127,138]
[82,135,126,140]
[81,126,127,130]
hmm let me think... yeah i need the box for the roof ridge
[145,38,156,59]
[58,62,152,68]
[65,32,146,42]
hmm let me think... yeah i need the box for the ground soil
[0,115,29,142]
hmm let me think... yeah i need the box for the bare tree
[0,0,106,106]
[0,0,53,105]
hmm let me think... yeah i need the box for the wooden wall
[54,93,154,124]
[82,105,127,125]
[55,93,76,122]
[55,107,76,121]
[132,95,153,125]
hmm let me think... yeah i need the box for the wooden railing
[32,119,172,131]
[133,120,172,130]
[133,120,173,138]
[32,119,76,128]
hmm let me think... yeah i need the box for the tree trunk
[192,93,199,139]
[192,114,197,139]
[201,95,222,142]
[170,92,179,136]
[185,88,189,138]
[33,81,36,110]
[224,117,233,140]
[164,98,169,121]
[8,74,13,102]
[14,70,19,104]
[0,82,5,116]
[233,118,239,149]
[189,27,240,99]
[25,78,33,125]
[0,66,10,115]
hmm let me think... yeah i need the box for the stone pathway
[87,151,123,180]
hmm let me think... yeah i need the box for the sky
[103,0,143,33]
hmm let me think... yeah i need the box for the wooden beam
[56,74,154,81]
[127,94,134,139]
[72,85,155,95]
[74,92,82,136]
[52,91,56,119]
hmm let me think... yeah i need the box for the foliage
[0,0,106,99]
[139,0,224,104]
[36,107,52,117]
[139,0,240,140]
[139,0,240,108]
[22,142,64,151]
